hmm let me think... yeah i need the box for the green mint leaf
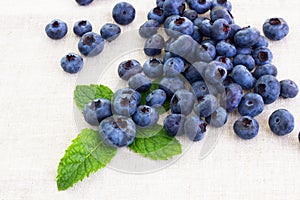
[57,129,117,191]
[129,125,182,160]
[74,85,114,111]
[140,79,170,114]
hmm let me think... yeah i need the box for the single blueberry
[231,65,256,90]
[168,17,194,38]
[163,0,186,17]
[144,34,165,57]
[215,56,233,72]
[45,19,68,40]
[211,0,232,11]
[78,32,105,57]
[99,115,136,148]
[238,93,264,117]
[139,20,160,38]
[191,81,210,99]
[171,89,195,115]
[148,6,165,24]
[269,109,294,136]
[76,0,93,6]
[252,46,273,65]
[184,116,207,142]
[83,98,112,126]
[118,59,143,81]
[254,35,269,48]
[143,58,164,79]
[216,40,237,58]
[112,2,136,25]
[159,77,185,97]
[164,114,186,137]
[211,19,231,41]
[280,79,298,98]
[194,94,218,117]
[73,20,92,37]
[221,83,243,112]
[188,0,212,14]
[183,64,204,84]
[210,6,234,24]
[100,23,121,42]
[204,61,228,85]
[60,53,83,74]
[128,74,152,92]
[263,18,289,41]
[254,75,280,104]
[132,105,159,127]
[163,57,185,77]
[233,54,255,71]
[146,89,167,107]
[253,64,278,79]
[234,116,259,140]
[205,106,228,128]
[198,18,212,37]
[113,88,141,116]
[183,10,198,21]
[234,27,260,47]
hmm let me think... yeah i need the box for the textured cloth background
[0,0,299,199]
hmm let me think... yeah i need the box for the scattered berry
[254,75,280,104]
[234,116,259,140]
[60,53,83,74]
[78,32,105,57]
[112,2,136,25]
[118,59,143,81]
[184,116,207,142]
[269,109,294,136]
[83,98,112,126]
[73,20,92,37]
[45,19,68,40]
[100,23,121,42]
[263,18,289,41]
[280,79,299,99]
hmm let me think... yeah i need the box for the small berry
[100,23,121,42]
[112,2,136,25]
[45,19,68,40]
[269,109,294,136]
[132,105,159,127]
[78,32,105,57]
[73,20,92,37]
[234,116,259,140]
[164,114,186,137]
[184,116,207,142]
[280,79,299,99]
[60,53,83,74]
[263,18,289,41]
[118,59,143,81]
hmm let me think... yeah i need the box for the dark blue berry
[216,40,237,58]
[238,93,264,117]
[198,18,212,37]
[168,17,194,38]
[163,0,186,17]
[183,9,198,21]
[194,94,218,117]
[144,34,165,57]
[113,88,141,116]
[83,98,112,126]
[148,6,165,24]
[252,47,273,65]
[132,105,159,127]
[231,65,256,90]
[205,107,228,128]
[171,89,195,115]
[234,116,259,140]
[60,53,83,74]
[234,27,260,47]
[118,59,143,81]
[163,57,185,77]
[143,58,164,78]
[146,89,167,107]
[73,20,92,37]
[183,64,204,84]
[159,77,185,97]
[100,23,121,42]
[254,35,269,48]
[215,56,233,72]
[191,81,210,99]
[45,19,68,40]
[210,6,234,24]
[211,19,231,41]
[280,79,298,98]
[233,54,255,71]
[139,20,160,38]
[263,18,289,41]
[76,0,93,6]
[253,64,278,79]
[164,114,186,137]
[254,75,280,104]
[78,32,105,57]
[221,83,243,112]
[112,2,136,25]
[184,116,207,142]
[99,115,136,148]
[211,0,232,11]
[269,109,294,136]
[188,0,212,14]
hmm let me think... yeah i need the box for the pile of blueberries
[45,0,299,148]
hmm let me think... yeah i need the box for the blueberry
[60,53,83,74]
[228,24,241,39]
[99,115,136,148]
[211,0,232,11]
[156,0,165,8]
[269,109,294,136]
[132,105,159,127]
[215,56,233,72]
[168,17,194,38]
[194,94,218,118]
[139,20,160,38]
[211,19,231,41]
[171,89,195,115]
[234,116,259,140]
[112,2,136,25]
[183,10,198,21]
[263,18,289,41]
[146,89,167,107]
[198,18,212,37]
[148,6,165,24]
[183,64,204,84]
[159,77,185,97]
[205,106,228,128]
[191,26,203,43]
[164,114,186,137]
[78,32,105,57]
[191,81,209,99]
[83,98,112,126]
[221,83,243,112]
[233,54,255,71]
[254,75,280,104]
[75,0,93,6]
[113,88,141,116]
[280,79,299,98]
[188,0,212,14]
[143,58,164,79]
[197,42,216,62]
[254,35,269,48]
[73,20,92,37]
[210,6,234,24]
[45,19,68,40]
[164,15,181,30]
[144,34,165,57]
[216,40,237,58]
[163,57,185,77]
[253,64,278,79]
[234,27,260,47]
[128,74,152,92]
[100,23,121,42]
[118,59,143,81]
[204,61,228,85]
[193,16,208,27]
[238,93,264,117]
[184,116,207,142]
[163,0,185,17]
[252,47,273,65]
[231,65,256,90]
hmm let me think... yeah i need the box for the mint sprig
[129,125,182,160]
[57,129,117,191]
[74,84,114,111]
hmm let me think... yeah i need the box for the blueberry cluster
[45,2,136,74]
[50,0,299,146]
